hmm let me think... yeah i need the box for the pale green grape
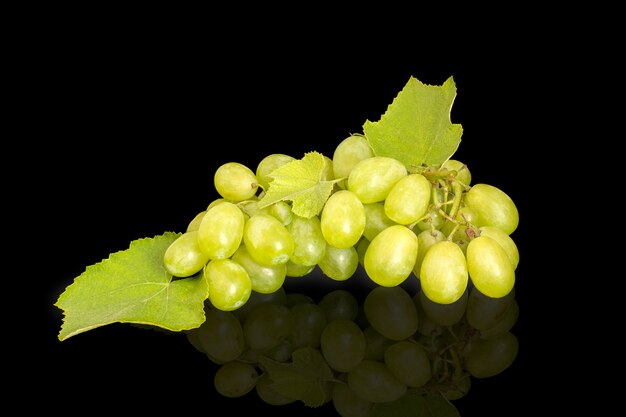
[412,229,445,279]
[347,360,407,403]
[268,200,293,226]
[362,202,397,241]
[214,361,258,398]
[238,198,270,219]
[192,308,244,362]
[186,210,206,232]
[332,379,373,417]
[214,161,259,201]
[285,261,315,277]
[384,340,431,388]
[466,286,516,330]
[464,331,519,378]
[163,231,210,277]
[466,235,515,298]
[464,183,519,234]
[478,225,519,269]
[243,213,295,266]
[384,173,432,225]
[231,244,286,294]
[441,159,472,186]
[479,300,519,339]
[419,287,468,326]
[287,215,327,266]
[318,289,359,322]
[363,286,418,341]
[321,190,366,249]
[289,303,327,349]
[207,197,227,210]
[321,319,367,372]
[204,259,252,311]
[364,225,418,287]
[420,240,468,304]
[243,303,292,352]
[347,156,407,203]
[362,325,394,361]
[255,153,295,191]
[322,154,335,181]
[197,201,245,260]
[255,373,295,405]
[355,237,370,268]
[332,134,374,189]
[318,245,359,281]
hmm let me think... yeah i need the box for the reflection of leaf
[258,347,334,407]
[55,233,209,341]
[258,151,340,218]
[363,76,463,168]
[369,392,460,417]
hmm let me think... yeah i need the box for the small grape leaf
[258,151,341,218]
[369,392,460,417]
[363,76,463,168]
[258,347,335,407]
[55,232,209,341]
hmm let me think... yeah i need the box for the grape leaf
[55,232,209,341]
[258,347,335,407]
[369,393,460,417]
[363,76,463,168]
[258,151,341,218]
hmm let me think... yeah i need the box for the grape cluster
[162,134,520,310]
[185,282,519,415]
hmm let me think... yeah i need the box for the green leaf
[363,76,463,168]
[55,232,209,341]
[258,347,335,407]
[257,151,340,218]
[369,393,460,417]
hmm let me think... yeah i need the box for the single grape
[466,235,515,298]
[363,286,418,341]
[321,189,366,249]
[364,225,418,287]
[347,156,407,204]
[464,183,519,234]
[415,209,445,232]
[231,244,286,294]
[420,240,468,304]
[362,202,397,241]
[204,259,252,311]
[478,225,519,269]
[332,134,374,189]
[384,173,432,225]
[186,210,206,232]
[163,231,210,277]
[318,245,359,281]
[287,215,327,266]
[464,331,519,378]
[412,229,445,279]
[268,200,294,226]
[214,361,258,398]
[384,340,432,388]
[214,161,259,202]
[255,153,296,191]
[441,159,472,186]
[243,213,295,266]
[347,359,407,403]
[197,201,245,260]
[321,319,367,372]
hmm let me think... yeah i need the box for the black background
[28,17,562,416]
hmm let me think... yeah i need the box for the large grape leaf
[363,76,463,168]
[55,232,209,341]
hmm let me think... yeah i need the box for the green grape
[332,378,373,417]
[478,225,519,269]
[362,325,394,361]
[318,245,359,281]
[197,201,245,260]
[412,229,445,279]
[364,286,418,341]
[255,153,296,191]
[214,161,259,202]
[364,225,418,287]
[321,190,366,249]
[186,210,206,232]
[416,209,445,232]
[318,289,359,322]
[191,308,245,362]
[204,259,252,311]
[355,237,369,268]
[418,286,468,327]
[479,300,519,339]
[285,261,315,277]
[384,340,431,388]
[321,319,367,372]
[289,303,327,349]
[384,173,432,225]
[441,206,479,239]
[207,197,227,210]
[464,331,519,378]
[268,200,293,226]
[420,240,468,304]
[231,244,286,294]
[243,213,295,266]
[466,235,515,298]
[214,361,258,398]
[347,359,407,403]
[332,134,374,189]
[243,302,292,352]
[322,154,335,181]
[464,183,519,234]
[238,198,270,219]
[163,231,210,277]
[347,156,407,203]
[466,286,516,330]
[362,202,397,241]
[231,287,287,322]
[255,373,295,405]
[441,159,472,186]
[287,215,327,266]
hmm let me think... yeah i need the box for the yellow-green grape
[186,210,206,232]
[420,240,468,304]
[441,159,472,186]
[355,237,370,268]
[464,331,519,378]
[214,361,258,398]
[347,360,407,403]
[466,235,515,298]
[332,134,374,189]
[384,173,432,225]
[287,215,327,266]
[214,161,259,202]
[285,261,315,277]
[204,259,252,311]
[322,155,335,181]
[207,197,227,210]
[197,201,245,260]
[363,286,418,341]
[464,183,519,234]
[362,202,397,241]
[163,231,210,277]
[478,226,519,269]
[347,156,407,203]
[384,340,432,388]
[364,225,418,287]
[321,190,366,249]
[318,245,359,281]
[255,153,296,191]
[268,200,293,226]
[231,245,286,294]
[321,319,367,372]
[412,229,445,279]
[238,198,270,219]
[243,213,295,266]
